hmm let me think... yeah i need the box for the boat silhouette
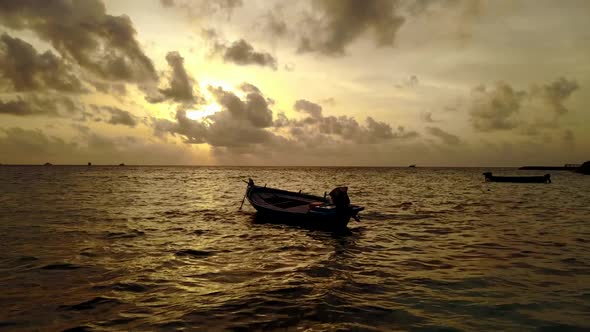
[483,172,551,183]
[241,179,363,230]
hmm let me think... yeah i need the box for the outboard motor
[329,187,350,211]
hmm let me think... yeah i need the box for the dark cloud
[0,93,139,128]
[0,94,82,118]
[239,82,261,94]
[0,33,85,93]
[426,126,460,145]
[297,0,405,56]
[294,99,323,119]
[266,12,289,38]
[153,110,208,144]
[214,39,277,70]
[100,106,138,127]
[0,0,157,83]
[290,98,418,144]
[469,82,525,131]
[160,0,175,8]
[534,77,579,115]
[90,81,127,96]
[146,51,201,106]
[209,85,273,128]
[422,112,435,123]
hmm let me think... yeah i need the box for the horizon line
[0,163,570,168]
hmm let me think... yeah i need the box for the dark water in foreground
[0,166,589,331]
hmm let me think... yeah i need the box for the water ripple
[0,166,588,330]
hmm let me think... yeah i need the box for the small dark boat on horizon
[577,161,590,175]
[242,179,364,230]
[408,164,416,168]
[483,172,551,184]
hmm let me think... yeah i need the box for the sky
[0,0,588,166]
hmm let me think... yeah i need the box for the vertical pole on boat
[239,191,247,210]
[239,179,250,210]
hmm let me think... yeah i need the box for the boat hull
[249,203,352,230]
[244,181,363,231]
[483,172,551,183]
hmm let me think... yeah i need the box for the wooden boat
[242,179,364,230]
[483,172,551,183]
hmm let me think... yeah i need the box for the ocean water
[0,166,588,331]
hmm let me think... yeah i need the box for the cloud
[294,99,323,119]
[239,82,261,94]
[99,106,138,127]
[0,94,139,128]
[297,0,405,56]
[153,83,276,147]
[426,126,460,145]
[562,129,575,145]
[422,112,435,123]
[160,0,243,19]
[0,0,157,83]
[289,99,418,144]
[395,75,419,88]
[403,0,483,40]
[0,33,85,93]
[321,97,336,106]
[266,11,289,38]
[468,78,580,133]
[534,77,579,115]
[153,109,208,144]
[160,0,175,8]
[0,94,83,118]
[209,85,273,128]
[152,83,418,163]
[214,39,278,70]
[469,82,525,131]
[90,81,127,96]
[146,51,202,107]
[0,127,78,162]
[0,126,202,165]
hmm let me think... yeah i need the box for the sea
[0,166,588,331]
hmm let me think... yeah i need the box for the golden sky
[0,0,588,166]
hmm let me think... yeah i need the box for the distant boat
[408,164,416,168]
[242,179,364,230]
[576,161,590,175]
[87,162,92,166]
[43,162,53,166]
[118,163,125,166]
[483,172,551,184]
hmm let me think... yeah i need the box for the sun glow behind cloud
[186,103,222,121]
[0,0,588,166]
